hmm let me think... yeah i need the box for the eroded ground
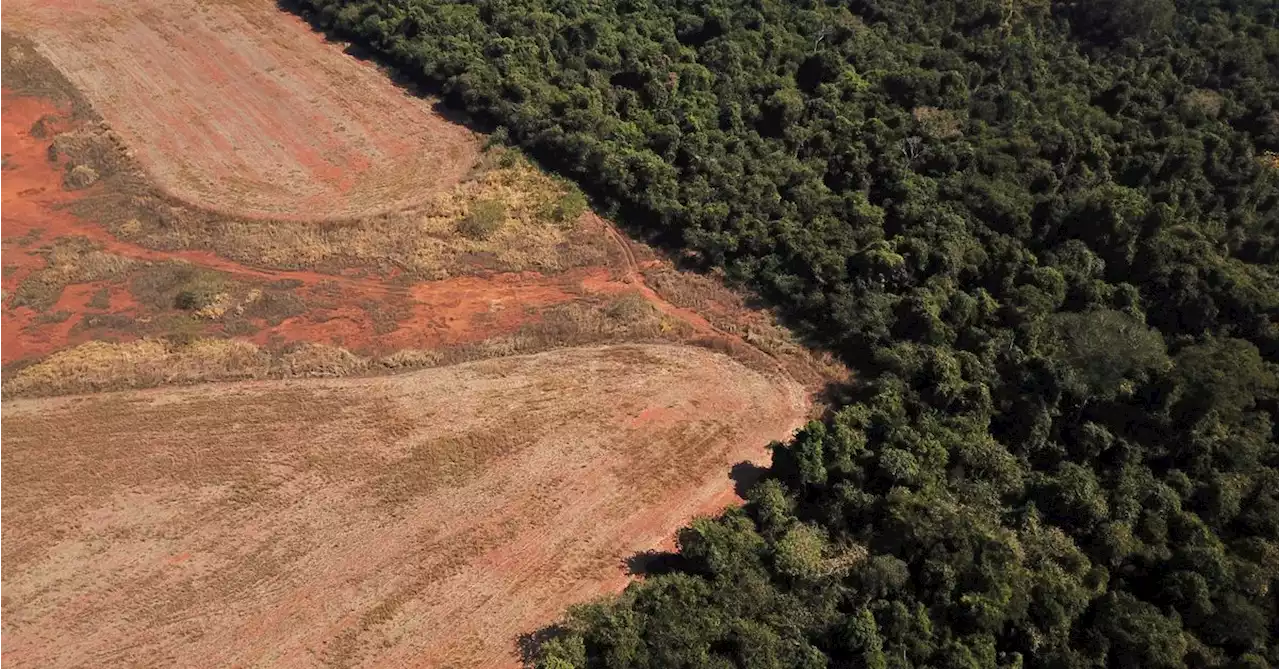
[0,90,601,363]
[1,79,837,397]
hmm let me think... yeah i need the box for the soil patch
[2,344,809,669]
[5,0,480,220]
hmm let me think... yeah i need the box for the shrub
[64,164,99,189]
[458,199,506,240]
[547,191,588,224]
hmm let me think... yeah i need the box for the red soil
[0,34,833,669]
[1,94,646,364]
[1,92,759,373]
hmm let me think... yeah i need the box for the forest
[288,0,1278,666]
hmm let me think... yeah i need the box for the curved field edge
[1,343,809,669]
[3,0,480,221]
[0,38,613,282]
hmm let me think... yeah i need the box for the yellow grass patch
[2,293,693,397]
[2,338,378,397]
[642,266,848,387]
[100,156,610,278]
[2,339,271,396]
[12,237,133,310]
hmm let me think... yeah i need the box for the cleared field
[4,0,479,220]
[2,344,809,668]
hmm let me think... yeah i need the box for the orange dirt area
[4,0,479,220]
[1,344,810,669]
[0,91,618,367]
[2,87,844,394]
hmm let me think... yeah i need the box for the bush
[64,164,99,189]
[458,199,506,240]
[174,289,211,311]
[554,192,587,223]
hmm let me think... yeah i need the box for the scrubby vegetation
[290,0,1277,665]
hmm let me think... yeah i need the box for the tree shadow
[623,548,687,577]
[275,0,871,413]
[277,0,497,134]
[729,460,769,498]
[516,624,569,668]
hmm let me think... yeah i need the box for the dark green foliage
[1049,309,1169,399]
[286,0,1278,665]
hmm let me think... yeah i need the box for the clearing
[2,344,809,668]
[4,0,479,220]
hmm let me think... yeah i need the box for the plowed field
[2,345,808,668]
[5,0,478,220]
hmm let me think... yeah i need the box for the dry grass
[275,342,370,378]
[1,33,94,118]
[2,339,268,396]
[63,164,98,189]
[457,198,507,240]
[11,237,134,310]
[57,126,612,278]
[6,35,609,279]
[241,290,307,326]
[403,292,692,370]
[0,338,387,397]
[86,286,111,309]
[643,266,847,387]
[2,293,691,398]
[124,262,307,326]
[48,123,130,179]
[129,261,235,311]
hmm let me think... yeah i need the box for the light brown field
[1,344,809,668]
[4,0,479,220]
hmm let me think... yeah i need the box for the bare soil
[0,90,632,369]
[4,0,480,220]
[2,344,809,669]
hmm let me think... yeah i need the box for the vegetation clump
[64,164,99,189]
[457,198,507,240]
[12,238,132,310]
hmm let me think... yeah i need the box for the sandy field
[2,344,808,668]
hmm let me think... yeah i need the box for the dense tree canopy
[290,0,1278,665]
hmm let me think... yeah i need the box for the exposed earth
[2,345,808,668]
[5,0,479,220]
